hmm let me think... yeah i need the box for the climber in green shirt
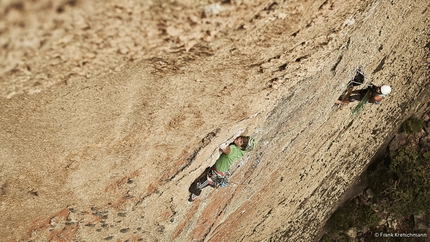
[214,136,251,173]
[188,136,256,202]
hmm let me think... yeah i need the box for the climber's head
[380,85,392,96]
[234,136,256,151]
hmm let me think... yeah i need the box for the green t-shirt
[214,145,246,172]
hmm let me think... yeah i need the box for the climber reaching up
[188,136,256,202]
[335,84,392,105]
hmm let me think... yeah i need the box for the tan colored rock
[0,0,428,242]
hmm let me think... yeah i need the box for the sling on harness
[208,166,230,188]
[352,88,371,116]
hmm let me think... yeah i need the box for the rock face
[0,0,428,241]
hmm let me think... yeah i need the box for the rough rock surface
[0,0,429,241]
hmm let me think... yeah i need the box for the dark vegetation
[320,117,430,241]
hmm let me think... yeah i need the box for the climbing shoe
[188,193,197,202]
